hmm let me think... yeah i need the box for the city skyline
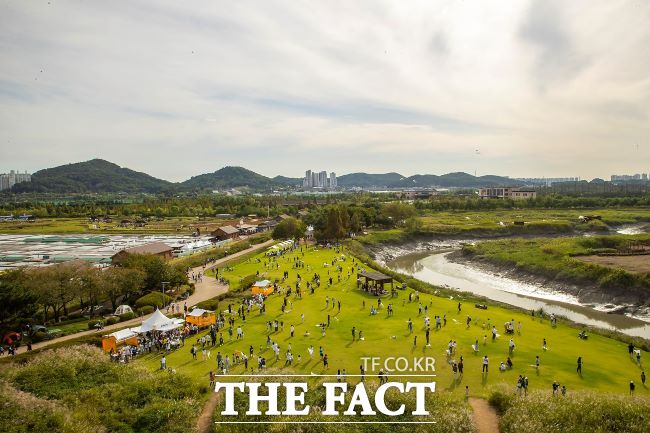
[1,1,649,181]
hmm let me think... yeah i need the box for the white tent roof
[254,279,271,287]
[187,308,212,317]
[106,328,139,342]
[139,309,175,332]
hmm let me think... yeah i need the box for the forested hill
[180,166,282,191]
[10,159,173,193]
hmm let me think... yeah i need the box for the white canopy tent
[138,309,182,333]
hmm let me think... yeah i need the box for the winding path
[12,239,275,355]
[469,398,500,433]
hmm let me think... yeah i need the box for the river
[379,235,650,339]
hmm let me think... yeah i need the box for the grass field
[137,245,649,398]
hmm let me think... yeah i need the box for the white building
[0,170,32,191]
[303,169,337,189]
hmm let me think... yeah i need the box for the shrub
[118,312,135,322]
[104,316,119,325]
[31,331,48,343]
[87,320,102,330]
[488,387,515,415]
[135,292,172,309]
[238,274,258,291]
[196,298,219,311]
[499,390,650,433]
[137,305,155,316]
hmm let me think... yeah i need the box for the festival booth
[102,328,140,353]
[185,308,216,328]
[252,279,274,296]
[138,309,184,333]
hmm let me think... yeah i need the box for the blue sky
[0,0,648,181]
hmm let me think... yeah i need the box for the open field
[577,254,650,274]
[135,245,648,398]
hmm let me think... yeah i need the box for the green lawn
[136,245,649,398]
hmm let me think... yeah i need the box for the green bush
[238,274,258,291]
[196,298,219,311]
[87,320,102,330]
[104,316,119,325]
[137,305,155,316]
[488,387,515,415]
[118,312,135,322]
[134,292,172,309]
[31,331,48,343]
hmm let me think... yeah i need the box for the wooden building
[111,242,173,265]
[211,225,240,241]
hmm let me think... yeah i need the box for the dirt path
[12,239,275,355]
[469,398,500,433]
[196,391,221,433]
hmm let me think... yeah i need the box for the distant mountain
[337,172,405,188]
[181,166,280,191]
[6,159,527,194]
[10,159,173,193]
[398,172,522,188]
[273,175,302,186]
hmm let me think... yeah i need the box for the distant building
[303,169,337,189]
[329,172,337,188]
[111,242,173,265]
[611,174,647,182]
[478,187,537,200]
[515,177,579,186]
[0,170,32,191]
[211,225,240,241]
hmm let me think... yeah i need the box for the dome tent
[114,305,133,316]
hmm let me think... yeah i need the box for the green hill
[337,172,405,187]
[10,159,173,193]
[181,166,280,191]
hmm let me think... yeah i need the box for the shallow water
[386,250,650,339]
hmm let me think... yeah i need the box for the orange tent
[102,328,139,353]
[252,280,274,296]
[185,308,216,328]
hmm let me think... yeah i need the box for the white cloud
[0,0,648,181]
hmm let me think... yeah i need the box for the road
[11,239,275,355]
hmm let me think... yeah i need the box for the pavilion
[358,270,393,295]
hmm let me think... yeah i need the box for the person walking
[630,380,635,395]
[641,371,646,386]
[577,356,582,375]
[482,355,489,373]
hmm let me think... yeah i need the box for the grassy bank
[489,385,650,433]
[0,346,204,433]
[461,235,650,298]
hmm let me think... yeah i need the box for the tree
[350,211,362,234]
[120,254,185,291]
[382,202,417,226]
[272,217,306,240]
[100,267,145,311]
[0,269,39,329]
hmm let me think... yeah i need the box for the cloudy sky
[1,0,649,181]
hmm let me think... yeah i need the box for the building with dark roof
[111,242,173,265]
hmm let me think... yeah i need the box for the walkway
[469,398,500,433]
[12,238,275,355]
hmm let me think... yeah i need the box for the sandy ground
[577,254,650,274]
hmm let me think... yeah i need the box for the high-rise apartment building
[302,169,338,189]
[0,170,32,191]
